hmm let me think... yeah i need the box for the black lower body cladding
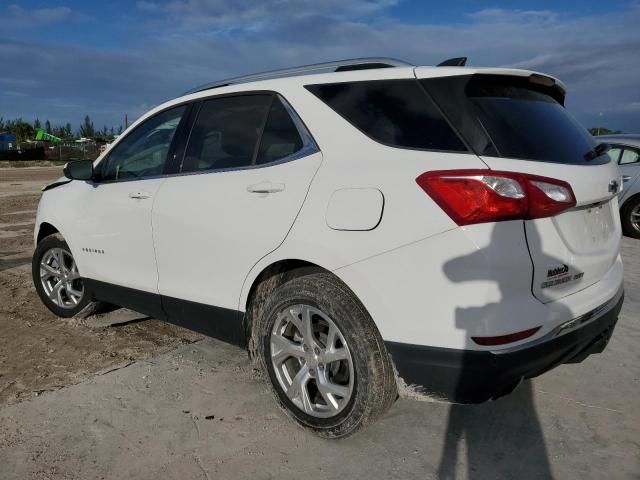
[386,289,624,404]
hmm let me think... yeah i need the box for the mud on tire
[255,271,397,438]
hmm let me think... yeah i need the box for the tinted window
[620,148,640,165]
[607,147,622,163]
[182,95,271,173]
[256,98,304,165]
[306,80,466,151]
[422,75,608,165]
[102,106,185,181]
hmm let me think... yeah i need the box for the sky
[1,0,639,133]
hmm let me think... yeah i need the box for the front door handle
[623,175,632,182]
[129,191,151,199]
[247,181,285,194]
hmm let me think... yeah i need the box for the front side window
[181,95,272,173]
[607,147,622,163]
[306,80,467,152]
[101,106,186,181]
[619,148,640,165]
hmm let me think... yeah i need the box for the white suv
[32,58,624,438]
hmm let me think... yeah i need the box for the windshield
[421,75,610,165]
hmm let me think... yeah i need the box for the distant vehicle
[32,57,623,438]
[0,132,17,151]
[597,135,640,238]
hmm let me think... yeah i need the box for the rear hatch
[418,69,621,302]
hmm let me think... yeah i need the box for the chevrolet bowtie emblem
[608,179,619,194]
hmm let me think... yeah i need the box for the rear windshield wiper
[584,142,610,161]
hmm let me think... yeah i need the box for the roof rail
[183,57,413,95]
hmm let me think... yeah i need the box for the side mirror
[63,160,94,181]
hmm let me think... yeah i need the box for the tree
[34,118,41,130]
[45,120,52,134]
[589,127,624,136]
[5,118,35,143]
[79,115,95,138]
[117,125,123,135]
[52,125,66,138]
[65,123,73,139]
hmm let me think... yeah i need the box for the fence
[0,142,101,162]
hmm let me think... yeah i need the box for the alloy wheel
[631,204,640,234]
[39,248,84,309]
[270,304,354,418]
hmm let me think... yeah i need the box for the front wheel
[32,233,98,318]
[256,271,397,438]
[621,196,640,239]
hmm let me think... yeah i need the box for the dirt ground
[0,167,638,479]
[0,167,202,406]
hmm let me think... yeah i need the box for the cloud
[6,4,77,26]
[136,0,398,32]
[616,101,640,113]
[468,8,560,24]
[0,2,638,132]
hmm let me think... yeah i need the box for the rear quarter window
[305,80,467,152]
[422,75,609,165]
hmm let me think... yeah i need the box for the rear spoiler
[437,57,467,67]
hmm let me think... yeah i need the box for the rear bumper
[386,288,624,404]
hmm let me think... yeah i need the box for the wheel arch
[36,222,60,244]
[243,258,326,357]
[241,255,386,361]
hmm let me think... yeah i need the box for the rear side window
[422,75,608,165]
[256,98,303,165]
[306,80,467,152]
[182,95,272,173]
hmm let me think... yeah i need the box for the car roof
[597,134,640,147]
[175,57,565,103]
[122,58,565,141]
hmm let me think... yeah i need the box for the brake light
[416,170,576,226]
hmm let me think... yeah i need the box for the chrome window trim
[92,91,320,186]
[172,92,319,178]
[94,103,191,184]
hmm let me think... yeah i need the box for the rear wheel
[32,234,102,318]
[621,196,640,239]
[256,271,397,438]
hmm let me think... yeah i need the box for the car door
[612,146,640,205]
[152,93,322,338]
[70,104,188,316]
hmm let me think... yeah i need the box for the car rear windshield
[421,75,609,165]
[305,80,467,152]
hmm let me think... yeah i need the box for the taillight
[416,170,576,226]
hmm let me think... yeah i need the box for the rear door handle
[247,181,285,194]
[129,191,151,199]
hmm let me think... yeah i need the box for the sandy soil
[0,167,201,406]
[0,167,638,480]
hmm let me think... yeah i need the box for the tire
[32,233,104,318]
[255,271,397,438]
[621,196,640,239]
